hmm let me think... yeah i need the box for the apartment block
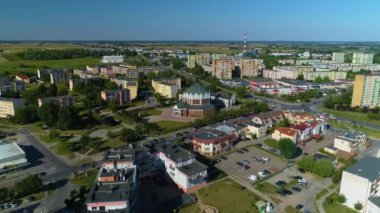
[239,59,264,78]
[37,69,70,84]
[0,98,25,118]
[332,52,345,63]
[110,78,139,100]
[187,53,211,68]
[211,58,234,79]
[101,89,130,106]
[352,53,374,64]
[37,96,74,108]
[351,74,380,108]
[152,78,181,98]
[101,55,124,64]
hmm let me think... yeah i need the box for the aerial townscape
[1,1,380,213]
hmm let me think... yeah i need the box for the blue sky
[1,0,380,41]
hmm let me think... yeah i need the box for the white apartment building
[353,53,374,64]
[333,131,367,153]
[332,52,345,63]
[101,55,125,64]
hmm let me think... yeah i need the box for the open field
[0,56,99,75]
[0,43,84,53]
[156,120,191,131]
[331,120,380,138]
[197,178,261,213]
[321,108,380,126]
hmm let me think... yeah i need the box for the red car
[244,165,251,170]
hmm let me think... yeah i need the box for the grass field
[264,139,280,149]
[321,108,380,126]
[0,56,99,75]
[323,193,357,213]
[70,169,98,189]
[144,108,162,116]
[197,178,261,213]
[156,121,191,131]
[0,43,83,53]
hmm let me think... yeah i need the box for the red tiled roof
[291,123,309,131]
[276,127,297,136]
[16,74,29,80]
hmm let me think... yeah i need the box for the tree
[336,194,346,203]
[354,201,363,210]
[171,58,185,70]
[297,74,305,80]
[235,87,248,99]
[297,156,314,172]
[106,81,119,90]
[322,76,331,82]
[49,129,61,139]
[120,128,139,143]
[313,159,334,177]
[278,138,297,159]
[108,99,119,112]
[314,76,323,83]
[13,175,43,197]
[38,102,59,127]
[79,134,90,153]
[13,105,39,124]
[0,188,8,202]
[47,84,58,96]
[57,106,77,130]
[279,118,290,127]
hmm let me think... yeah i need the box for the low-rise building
[0,140,28,172]
[334,131,367,153]
[101,55,125,64]
[38,96,74,108]
[272,127,298,143]
[101,89,130,106]
[37,69,70,84]
[146,141,208,193]
[0,98,25,118]
[152,78,181,99]
[210,92,236,109]
[340,156,380,212]
[245,123,268,139]
[192,129,239,156]
[283,110,316,124]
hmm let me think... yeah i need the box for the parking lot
[215,145,288,184]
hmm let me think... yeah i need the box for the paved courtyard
[148,107,197,123]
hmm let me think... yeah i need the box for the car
[257,143,263,147]
[275,180,287,187]
[263,169,272,176]
[39,172,47,177]
[215,159,222,163]
[248,175,258,181]
[277,190,287,197]
[252,156,258,161]
[258,171,267,177]
[236,162,243,166]
[242,148,249,152]
[10,200,21,208]
[292,186,302,192]
[295,204,303,210]
[3,203,11,209]
[244,165,251,170]
[293,176,303,180]
[261,157,269,162]
[283,189,293,195]
[237,150,244,154]
[298,178,308,184]
[221,156,228,160]
[298,168,306,173]
[243,160,250,165]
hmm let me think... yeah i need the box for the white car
[248,175,258,181]
[258,171,267,177]
[261,157,269,162]
[298,178,308,185]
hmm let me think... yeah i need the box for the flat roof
[346,157,380,181]
[194,129,228,141]
[0,141,26,162]
[104,148,135,162]
[177,161,208,175]
[369,196,380,207]
[147,141,195,163]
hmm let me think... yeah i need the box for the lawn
[144,108,162,116]
[285,206,299,213]
[197,178,261,213]
[264,139,280,149]
[0,56,99,75]
[70,169,98,189]
[323,193,357,213]
[330,120,380,138]
[156,121,191,131]
[321,108,380,126]
[179,203,202,213]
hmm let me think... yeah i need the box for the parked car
[244,165,251,170]
[258,171,267,177]
[243,160,250,165]
[298,168,306,173]
[237,150,244,154]
[236,162,243,166]
[293,176,303,180]
[292,186,302,192]
[275,180,287,187]
[277,190,287,197]
[10,199,21,208]
[295,204,303,210]
[283,189,293,195]
[261,157,269,162]
[298,178,308,184]
[248,175,258,181]
[263,170,272,176]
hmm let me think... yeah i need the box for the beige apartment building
[239,59,264,78]
[0,98,25,118]
[351,74,380,108]
[152,78,181,98]
[332,52,345,63]
[211,58,234,79]
[187,53,211,68]
[110,78,139,100]
[352,53,374,64]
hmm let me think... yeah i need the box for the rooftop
[147,141,195,163]
[184,83,208,95]
[177,161,208,176]
[337,131,366,143]
[346,157,380,181]
[194,129,229,141]
[276,127,297,136]
[104,148,135,162]
[0,140,26,163]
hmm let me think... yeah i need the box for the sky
[1,0,380,41]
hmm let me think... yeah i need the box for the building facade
[351,74,380,108]
[0,98,25,118]
[187,53,211,68]
[152,78,181,99]
[101,89,130,106]
[239,59,264,78]
[352,53,374,64]
[211,58,234,79]
[101,55,125,64]
[332,52,345,63]
[334,131,367,153]
[111,78,139,100]
[37,96,74,108]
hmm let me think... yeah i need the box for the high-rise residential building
[332,52,345,63]
[0,98,25,118]
[351,74,380,108]
[110,78,139,100]
[187,53,211,68]
[101,89,130,106]
[239,59,264,78]
[211,58,234,79]
[352,53,374,64]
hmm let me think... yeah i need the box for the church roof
[184,83,208,95]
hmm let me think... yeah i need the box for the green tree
[13,175,43,197]
[297,74,305,80]
[313,159,334,177]
[297,156,315,172]
[354,202,363,210]
[38,102,59,127]
[278,138,297,159]
[279,118,290,127]
[47,84,58,96]
[336,194,346,203]
[314,76,323,83]
[106,81,119,90]
[322,76,331,82]
[171,58,185,70]
[13,105,39,124]
[57,106,77,130]
[235,87,248,99]
[79,134,90,153]
[49,129,61,139]
[120,128,139,143]
[108,99,119,112]
[0,188,8,202]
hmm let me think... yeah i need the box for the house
[15,74,30,83]
[334,131,367,153]
[0,140,29,172]
[251,111,284,129]
[340,156,380,212]
[192,129,239,156]
[283,110,316,124]
[291,123,312,143]
[272,127,298,143]
[210,92,236,108]
[245,123,268,139]
[145,141,208,193]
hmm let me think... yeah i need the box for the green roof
[184,83,208,95]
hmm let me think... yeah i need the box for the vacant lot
[197,178,261,213]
